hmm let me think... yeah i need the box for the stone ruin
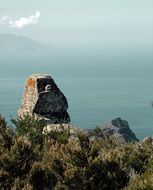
[18,74,70,124]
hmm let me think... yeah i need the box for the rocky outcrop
[18,74,70,124]
[18,75,138,142]
[43,123,80,137]
[87,117,139,142]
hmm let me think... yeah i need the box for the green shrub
[0,114,153,189]
[12,114,45,150]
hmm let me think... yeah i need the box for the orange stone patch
[27,78,35,88]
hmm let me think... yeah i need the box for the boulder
[18,74,70,124]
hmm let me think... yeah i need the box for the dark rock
[87,117,139,142]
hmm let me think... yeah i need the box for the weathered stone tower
[18,74,70,124]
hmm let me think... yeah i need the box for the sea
[0,52,153,140]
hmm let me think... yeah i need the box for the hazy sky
[0,0,152,51]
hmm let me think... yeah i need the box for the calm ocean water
[0,53,153,140]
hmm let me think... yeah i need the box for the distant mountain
[0,33,48,54]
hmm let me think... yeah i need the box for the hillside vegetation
[0,114,153,190]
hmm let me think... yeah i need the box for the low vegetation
[0,114,153,190]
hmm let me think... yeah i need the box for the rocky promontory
[18,74,139,142]
[87,117,139,142]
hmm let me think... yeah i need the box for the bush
[12,114,45,150]
[30,162,57,190]
[0,114,153,189]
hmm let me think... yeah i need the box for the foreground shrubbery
[0,115,153,190]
